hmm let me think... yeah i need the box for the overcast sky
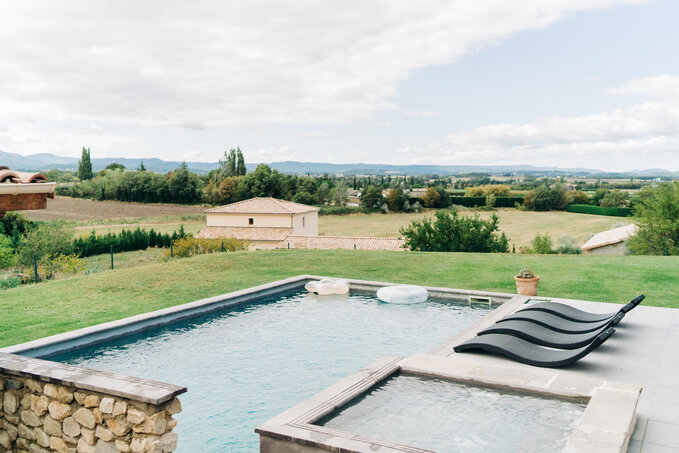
[2,0,679,171]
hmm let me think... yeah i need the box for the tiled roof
[195,226,293,241]
[277,235,406,251]
[205,197,319,215]
[582,224,638,251]
[0,168,49,183]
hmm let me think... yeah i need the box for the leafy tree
[569,190,590,205]
[590,188,609,206]
[236,164,283,199]
[523,185,567,211]
[360,185,384,210]
[0,234,16,269]
[421,187,441,208]
[628,182,679,255]
[400,210,509,252]
[600,189,629,207]
[386,188,405,212]
[236,148,246,176]
[105,163,126,171]
[78,147,93,180]
[138,161,146,171]
[168,162,203,203]
[17,223,74,268]
[331,182,349,206]
[317,182,330,205]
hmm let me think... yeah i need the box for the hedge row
[72,226,189,257]
[449,196,525,207]
[566,204,632,217]
[318,206,371,216]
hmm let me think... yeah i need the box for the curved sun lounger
[478,319,612,349]
[517,295,645,323]
[497,310,624,334]
[453,328,615,368]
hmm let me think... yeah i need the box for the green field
[2,249,676,348]
[319,209,629,248]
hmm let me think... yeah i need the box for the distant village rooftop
[204,197,319,215]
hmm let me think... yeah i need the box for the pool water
[51,290,490,452]
[319,374,586,452]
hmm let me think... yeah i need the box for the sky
[1,0,679,171]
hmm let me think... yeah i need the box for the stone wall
[0,375,181,453]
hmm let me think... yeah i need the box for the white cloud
[0,0,645,129]
[403,75,679,170]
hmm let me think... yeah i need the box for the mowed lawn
[319,209,630,248]
[2,249,676,348]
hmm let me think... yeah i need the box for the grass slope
[2,250,677,348]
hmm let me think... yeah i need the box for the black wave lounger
[497,310,624,334]
[478,319,613,349]
[516,295,645,323]
[453,328,615,368]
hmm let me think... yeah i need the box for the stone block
[21,393,32,410]
[165,417,176,430]
[160,432,177,452]
[63,417,81,438]
[126,408,145,425]
[44,384,74,404]
[5,421,18,440]
[112,401,127,417]
[48,401,73,420]
[131,411,166,435]
[73,408,96,429]
[25,379,44,393]
[30,395,50,416]
[77,437,96,453]
[16,436,30,449]
[21,409,43,427]
[35,427,50,447]
[95,425,114,442]
[74,392,87,405]
[4,390,18,414]
[106,415,131,437]
[99,397,115,414]
[94,440,120,453]
[49,436,70,453]
[115,440,130,453]
[130,435,161,453]
[93,408,104,424]
[43,415,61,437]
[83,395,100,409]
[0,431,10,450]
[164,399,181,416]
[28,442,51,453]
[5,412,21,424]
[18,423,36,440]
[80,428,95,446]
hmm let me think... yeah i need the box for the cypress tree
[236,148,246,176]
[78,147,93,180]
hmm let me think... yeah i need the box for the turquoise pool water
[319,374,585,452]
[51,290,490,452]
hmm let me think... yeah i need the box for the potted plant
[515,268,540,296]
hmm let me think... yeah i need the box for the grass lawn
[319,209,630,248]
[2,249,677,348]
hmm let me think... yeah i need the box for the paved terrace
[432,296,679,453]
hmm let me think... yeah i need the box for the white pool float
[305,278,350,295]
[377,285,429,304]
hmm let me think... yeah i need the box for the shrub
[568,190,590,205]
[485,194,496,209]
[531,234,554,254]
[421,187,441,208]
[566,204,632,217]
[400,210,509,253]
[599,189,630,207]
[318,206,370,215]
[17,223,74,267]
[450,196,524,208]
[360,185,384,210]
[0,234,16,269]
[555,235,582,254]
[167,237,248,258]
[523,185,567,211]
[628,181,679,255]
[0,276,22,289]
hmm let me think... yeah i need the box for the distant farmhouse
[196,197,404,251]
[0,167,55,216]
[581,224,638,255]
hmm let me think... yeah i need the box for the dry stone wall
[0,375,181,453]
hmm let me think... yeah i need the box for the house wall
[206,213,292,228]
[585,240,629,256]
[291,212,318,236]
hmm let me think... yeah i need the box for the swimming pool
[50,290,491,452]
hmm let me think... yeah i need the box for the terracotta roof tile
[278,235,406,251]
[195,226,293,241]
[0,168,49,183]
[205,197,319,214]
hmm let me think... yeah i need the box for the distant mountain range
[1,150,677,177]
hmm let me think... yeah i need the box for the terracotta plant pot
[515,275,540,296]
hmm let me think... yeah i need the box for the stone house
[196,197,319,249]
